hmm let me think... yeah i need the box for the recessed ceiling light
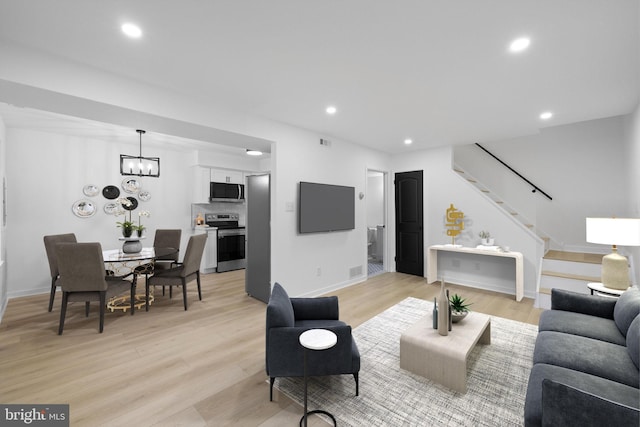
[122,23,143,39]
[404,139,413,145]
[325,106,337,115]
[539,111,553,120]
[246,149,262,156]
[509,37,530,53]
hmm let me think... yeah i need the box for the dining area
[43,229,208,334]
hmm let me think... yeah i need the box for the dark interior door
[395,170,424,276]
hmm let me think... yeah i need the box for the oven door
[216,229,246,272]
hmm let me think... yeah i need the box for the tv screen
[299,182,355,233]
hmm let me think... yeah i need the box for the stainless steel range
[205,213,246,272]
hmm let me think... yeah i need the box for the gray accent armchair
[265,282,360,401]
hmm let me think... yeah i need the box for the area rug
[274,297,538,426]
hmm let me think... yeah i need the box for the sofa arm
[541,379,639,426]
[550,288,616,319]
[266,324,354,377]
[291,296,339,320]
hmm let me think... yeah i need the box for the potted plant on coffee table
[449,293,472,323]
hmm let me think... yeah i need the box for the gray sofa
[524,287,640,426]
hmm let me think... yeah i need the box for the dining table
[102,247,179,313]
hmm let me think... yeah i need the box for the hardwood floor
[0,271,542,426]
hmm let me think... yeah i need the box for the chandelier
[120,129,160,177]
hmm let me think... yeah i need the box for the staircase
[453,165,551,247]
[454,164,605,307]
[536,250,603,309]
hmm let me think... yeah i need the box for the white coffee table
[399,311,491,393]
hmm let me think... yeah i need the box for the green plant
[449,293,472,313]
[479,230,490,239]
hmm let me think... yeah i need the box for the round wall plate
[102,185,120,199]
[83,184,100,197]
[138,190,151,201]
[122,178,142,194]
[123,196,138,210]
[72,200,96,218]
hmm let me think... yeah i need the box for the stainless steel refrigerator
[245,174,271,303]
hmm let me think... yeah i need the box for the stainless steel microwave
[210,182,245,202]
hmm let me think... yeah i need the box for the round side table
[299,329,338,427]
[587,282,629,298]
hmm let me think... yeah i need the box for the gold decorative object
[445,204,464,245]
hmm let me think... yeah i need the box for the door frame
[365,168,388,276]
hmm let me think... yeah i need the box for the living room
[0,2,639,425]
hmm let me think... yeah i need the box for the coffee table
[399,311,491,393]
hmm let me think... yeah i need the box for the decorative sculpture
[445,203,464,245]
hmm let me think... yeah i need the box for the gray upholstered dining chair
[145,233,207,311]
[43,233,77,312]
[56,242,134,334]
[134,229,182,295]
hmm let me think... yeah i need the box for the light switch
[285,202,294,212]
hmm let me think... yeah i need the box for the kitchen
[191,166,271,302]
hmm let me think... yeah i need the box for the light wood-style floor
[0,271,542,426]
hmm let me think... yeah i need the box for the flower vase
[136,229,143,237]
[437,280,449,336]
[122,227,133,238]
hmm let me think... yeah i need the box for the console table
[427,245,524,302]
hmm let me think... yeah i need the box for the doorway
[395,170,424,276]
[367,170,386,277]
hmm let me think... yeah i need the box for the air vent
[350,265,363,278]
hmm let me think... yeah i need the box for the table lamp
[586,217,640,290]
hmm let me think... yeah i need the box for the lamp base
[601,252,630,290]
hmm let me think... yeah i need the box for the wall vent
[350,265,363,278]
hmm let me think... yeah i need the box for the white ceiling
[0,0,638,153]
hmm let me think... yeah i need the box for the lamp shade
[586,218,640,246]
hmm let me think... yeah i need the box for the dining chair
[133,229,182,296]
[145,233,207,311]
[43,233,77,312]
[56,242,134,334]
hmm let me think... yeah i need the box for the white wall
[625,102,640,285]
[0,116,7,317]
[241,118,391,297]
[391,146,543,299]
[366,173,384,227]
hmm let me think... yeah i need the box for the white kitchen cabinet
[192,166,211,203]
[201,229,218,273]
[210,168,244,185]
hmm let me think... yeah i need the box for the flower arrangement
[135,210,151,236]
[115,198,134,237]
[478,230,490,239]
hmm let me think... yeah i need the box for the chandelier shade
[120,130,160,178]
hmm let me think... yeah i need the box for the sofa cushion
[533,331,639,388]
[524,363,640,427]
[525,363,640,427]
[627,315,640,369]
[267,283,295,328]
[538,309,626,345]
[614,286,640,337]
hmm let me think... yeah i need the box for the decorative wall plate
[103,202,118,215]
[138,190,151,201]
[83,184,100,197]
[102,185,120,199]
[72,200,96,218]
[123,196,138,210]
[122,178,142,194]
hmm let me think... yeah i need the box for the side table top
[299,329,337,350]
[587,282,629,296]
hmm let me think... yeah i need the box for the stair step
[467,179,477,183]
[544,250,603,264]
[541,270,601,282]
[539,287,551,295]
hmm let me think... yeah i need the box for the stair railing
[475,143,553,201]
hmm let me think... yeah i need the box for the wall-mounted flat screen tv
[299,181,355,233]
